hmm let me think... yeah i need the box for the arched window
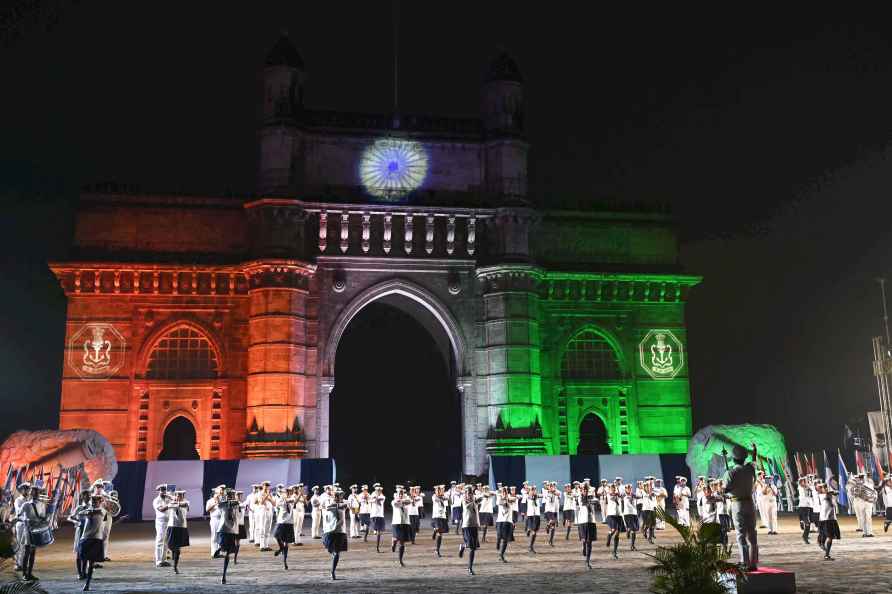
[561,329,621,380]
[146,326,219,379]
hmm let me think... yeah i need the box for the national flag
[855,450,865,475]
[838,449,849,508]
[810,452,818,476]
[868,452,881,484]
[823,450,834,487]
[793,452,803,478]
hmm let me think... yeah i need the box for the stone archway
[578,413,610,455]
[158,416,200,460]
[318,278,479,475]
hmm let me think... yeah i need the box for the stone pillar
[243,263,316,458]
[476,265,546,456]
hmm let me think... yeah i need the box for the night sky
[1,3,891,457]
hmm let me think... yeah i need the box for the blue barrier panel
[202,460,240,504]
[111,461,147,522]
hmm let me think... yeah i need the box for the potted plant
[646,508,744,594]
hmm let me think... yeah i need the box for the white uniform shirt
[574,493,595,524]
[432,493,449,518]
[275,496,293,524]
[152,495,169,522]
[605,492,622,517]
[168,500,189,528]
[526,493,541,516]
[622,493,637,516]
[370,493,386,518]
[462,498,480,528]
[674,485,691,510]
[797,485,812,509]
[819,493,838,522]
[391,494,411,525]
[496,494,514,523]
[479,492,494,514]
[563,491,576,512]
[640,490,656,512]
[323,502,347,534]
[883,484,892,508]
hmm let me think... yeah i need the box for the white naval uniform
[755,479,767,527]
[850,480,874,536]
[347,493,361,538]
[310,493,323,538]
[292,495,306,544]
[13,495,27,568]
[674,485,691,526]
[655,486,668,528]
[206,496,223,555]
[763,483,779,533]
[258,492,275,547]
[152,494,170,566]
[243,491,257,543]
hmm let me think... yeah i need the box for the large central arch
[322,279,467,379]
[318,278,476,474]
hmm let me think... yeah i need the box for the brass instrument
[851,481,878,503]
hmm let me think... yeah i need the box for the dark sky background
[2,2,892,456]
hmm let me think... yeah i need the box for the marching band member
[711,480,731,554]
[407,485,421,544]
[718,479,733,555]
[369,483,387,552]
[96,481,117,562]
[391,485,412,566]
[273,485,295,569]
[244,484,259,544]
[292,484,306,546]
[639,480,657,544]
[165,490,190,575]
[206,485,224,557]
[673,476,692,526]
[347,485,361,539]
[562,483,576,540]
[763,475,779,535]
[850,473,875,537]
[574,481,597,570]
[77,494,107,591]
[258,481,275,551]
[818,483,840,560]
[450,482,463,534]
[151,484,171,568]
[543,482,559,547]
[495,485,515,562]
[67,489,91,580]
[215,488,241,584]
[654,478,668,529]
[882,477,892,533]
[754,470,766,529]
[478,485,495,543]
[810,476,822,538]
[323,487,349,580]
[622,483,639,551]
[358,484,372,542]
[797,477,813,544]
[13,482,31,572]
[458,484,481,575]
[519,481,529,525]
[695,475,707,521]
[431,484,450,557]
[597,479,609,524]
[524,484,541,553]
[233,490,246,563]
[18,480,54,583]
[509,485,520,525]
[310,485,323,539]
[605,483,624,559]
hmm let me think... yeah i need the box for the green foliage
[646,508,743,594]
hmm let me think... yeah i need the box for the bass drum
[29,525,55,548]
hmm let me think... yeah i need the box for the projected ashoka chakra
[359,138,428,199]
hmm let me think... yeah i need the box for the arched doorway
[578,413,610,455]
[158,416,200,460]
[329,300,462,490]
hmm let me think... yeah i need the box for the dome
[265,32,304,69]
[486,51,523,84]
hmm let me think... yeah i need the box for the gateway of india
[50,34,700,476]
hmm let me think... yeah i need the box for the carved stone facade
[49,36,699,475]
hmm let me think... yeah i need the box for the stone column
[476,264,546,456]
[243,263,315,458]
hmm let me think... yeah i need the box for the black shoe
[82,584,90,592]
[222,577,227,584]
[500,554,507,563]
[92,564,102,569]
[103,557,111,562]
[331,572,337,580]
[274,549,281,556]
[284,562,288,570]
[528,547,536,554]
[631,545,637,552]
[158,561,171,567]
[885,523,890,533]
[399,559,405,567]
[436,550,441,558]
[468,567,475,575]
[174,567,179,575]
[459,545,465,558]
[824,555,834,561]
[586,561,592,570]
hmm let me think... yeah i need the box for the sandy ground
[6,514,891,593]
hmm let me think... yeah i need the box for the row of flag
[790,449,889,509]
[1,462,86,525]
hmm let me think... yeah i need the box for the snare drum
[29,525,54,548]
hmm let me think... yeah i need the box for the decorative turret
[481,49,529,201]
[258,31,306,196]
[482,50,525,137]
[262,31,306,122]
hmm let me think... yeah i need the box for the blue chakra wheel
[359,138,428,199]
